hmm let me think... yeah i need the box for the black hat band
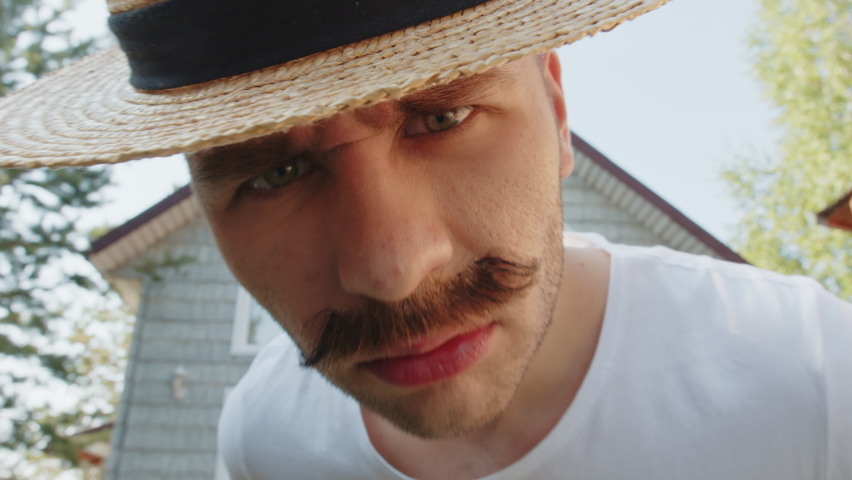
[109,0,492,91]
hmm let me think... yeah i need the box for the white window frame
[230,287,282,356]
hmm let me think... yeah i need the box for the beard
[300,256,539,369]
[297,188,567,439]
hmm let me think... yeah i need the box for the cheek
[205,205,333,331]
[436,112,562,254]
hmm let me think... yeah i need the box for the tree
[0,0,93,96]
[723,0,852,300]
[0,0,114,476]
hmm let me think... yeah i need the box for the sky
[70,0,780,243]
[556,0,778,241]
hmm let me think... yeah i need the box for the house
[89,133,744,480]
[817,188,852,233]
[68,422,113,477]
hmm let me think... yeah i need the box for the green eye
[248,158,314,190]
[424,110,462,133]
[404,106,474,137]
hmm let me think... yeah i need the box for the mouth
[359,322,496,387]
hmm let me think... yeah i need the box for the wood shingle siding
[105,217,251,480]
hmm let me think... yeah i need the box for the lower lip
[361,324,495,387]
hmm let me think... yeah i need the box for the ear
[540,50,573,180]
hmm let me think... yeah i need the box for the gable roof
[569,135,744,263]
[88,133,745,274]
[89,184,199,274]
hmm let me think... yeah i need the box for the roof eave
[817,189,852,233]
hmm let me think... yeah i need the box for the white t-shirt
[218,234,852,480]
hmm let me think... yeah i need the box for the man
[0,1,850,479]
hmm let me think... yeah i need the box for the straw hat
[0,0,669,169]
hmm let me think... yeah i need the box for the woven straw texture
[0,0,669,169]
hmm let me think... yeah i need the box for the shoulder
[567,232,838,326]
[217,336,304,478]
[219,332,330,435]
[218,335,366,478]
[561,235,852,477]
[594,239,852,477]
[609,241,852,365]
[608,240,833,316]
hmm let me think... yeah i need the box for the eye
[404,106,474,137]
[246,158,315,190]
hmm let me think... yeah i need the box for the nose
[330,142,454,302]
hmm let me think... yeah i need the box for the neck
[361,246,610,480]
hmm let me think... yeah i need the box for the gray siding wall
[106,160,718,479]
[562,149,721,254]
[562,169,666,246]
[105,216,252,480]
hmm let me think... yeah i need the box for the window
[230,287,284,355]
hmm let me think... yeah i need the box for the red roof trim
[88,134,746,264]
[571,133,747,264]
[88,184,193,255]
[817,189,852,232]
[70,422,114,437]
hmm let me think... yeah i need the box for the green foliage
[48,305,132,470]
[0,168,113,474]
[0,0,94,96]
[87,223,115,243]
[0,167,110,353]
[0,0,112,475]
[133,250,197,282]
[6,305,131,478]
[723,0,852,300]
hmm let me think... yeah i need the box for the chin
[331,324,539,440]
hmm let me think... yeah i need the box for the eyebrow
[397,67,514,116]
[188,131,297,189]
[189,66,517,188]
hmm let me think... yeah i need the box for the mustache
[300,257,539,368]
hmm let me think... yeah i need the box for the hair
[301,256,539,367]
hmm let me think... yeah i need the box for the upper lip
[359,323,491,364]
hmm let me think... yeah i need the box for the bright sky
[72,0,779,242]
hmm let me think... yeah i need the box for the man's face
[189,53,573,439]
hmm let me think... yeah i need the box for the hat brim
[0,0,669,169]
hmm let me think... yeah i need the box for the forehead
[187,58,537,184]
